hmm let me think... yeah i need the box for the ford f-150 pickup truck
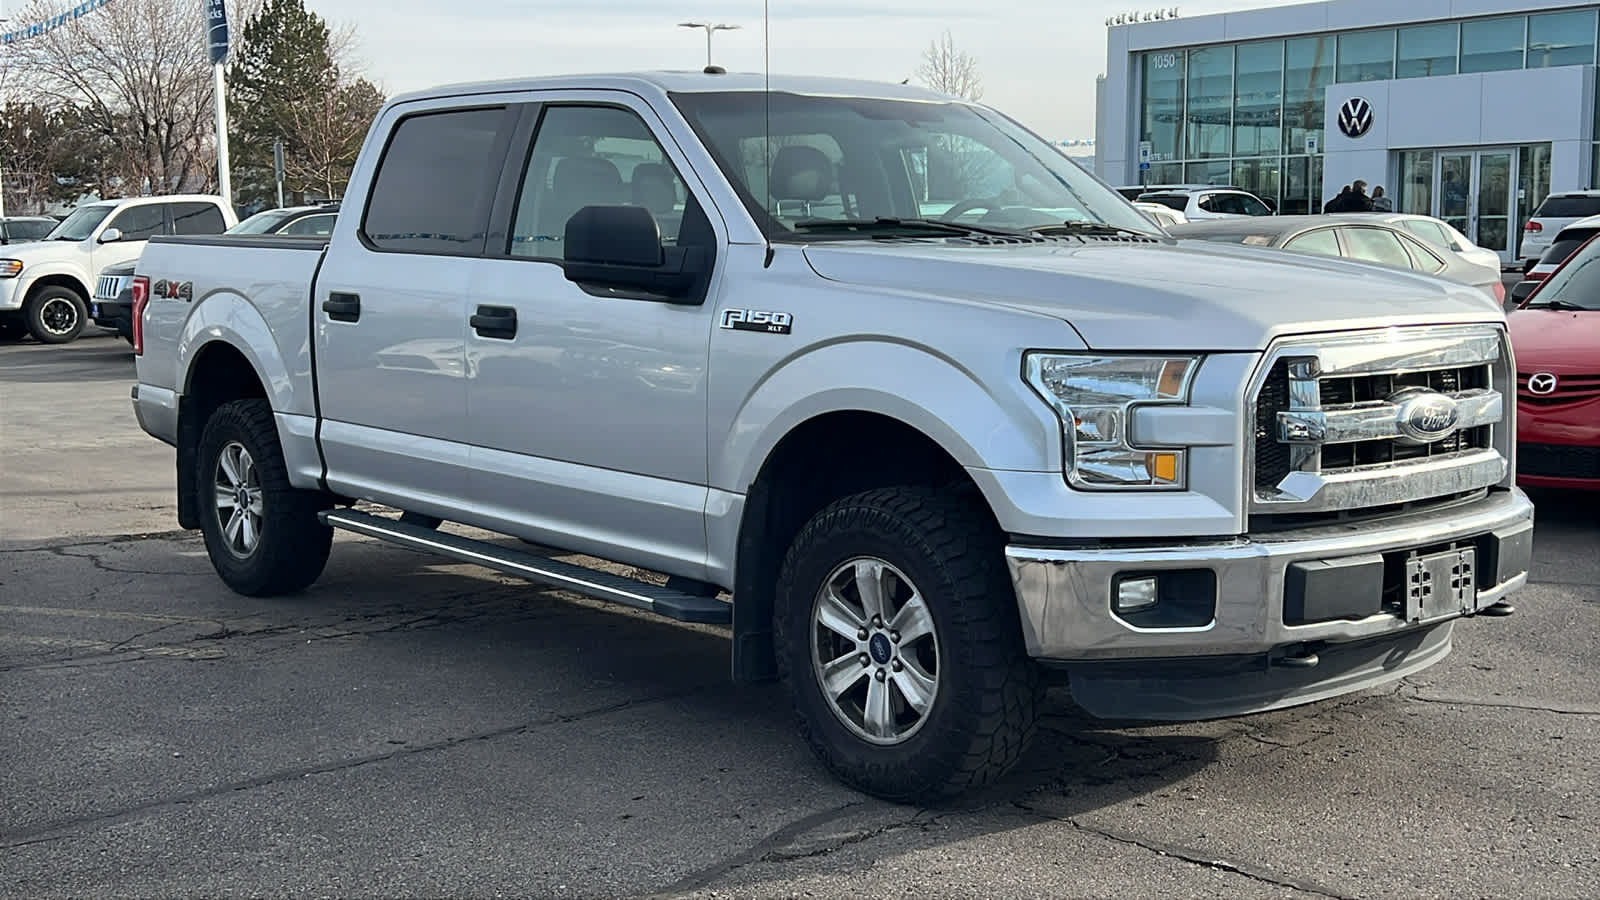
[130,72,1535,802]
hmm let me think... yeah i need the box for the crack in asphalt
[1042,811,1358,900]
[648,801,869,897]
[0,530,197,555]
[1405,693,1599,716]
[0,686,714,850]
[45,545,201,577]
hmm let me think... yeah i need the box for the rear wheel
[196,398,333,596]
[775,486,1040,802]
[24,286,87,344]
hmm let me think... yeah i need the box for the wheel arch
[175,340,272,529]
[729,408,1005,683]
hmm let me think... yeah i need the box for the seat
[630,163,678,216]
[769,145,834,217]
[537,156,624,252]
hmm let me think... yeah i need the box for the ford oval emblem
[1392,390,1460,444]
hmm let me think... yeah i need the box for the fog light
[1115,576,1159,613]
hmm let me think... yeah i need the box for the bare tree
[3,0,266,198]
[916,30,983,102]
[277,78,383,201]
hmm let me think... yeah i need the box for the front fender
[712,338,1063,493]
[15,260,92,302]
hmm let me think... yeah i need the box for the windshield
[46,205,113,241]
[671,91,1158,240]
[1530,236,1600,310]
[228,209,297,234]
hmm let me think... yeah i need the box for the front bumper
[0,276,20,311]
[1005,488,1534,663]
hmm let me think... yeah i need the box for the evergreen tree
[227,0,379,209]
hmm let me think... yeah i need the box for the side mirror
[1509,280,1538,305]
[562,205,701,301]
[97,227,123,244]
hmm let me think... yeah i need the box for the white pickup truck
[130,72,1534,801]
[0,194,235,343]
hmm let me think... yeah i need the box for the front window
[46,205,113,241]
[229,210,297,234]
[672,91,1156,240]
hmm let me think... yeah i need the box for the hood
[1508,307,1600,370]
[800,238,1505,351]
[1,239,85,265]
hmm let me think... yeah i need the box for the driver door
[92,203,167,272]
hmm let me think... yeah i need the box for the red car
[1510,232,1600,491]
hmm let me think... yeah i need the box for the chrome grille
[94,274,128,301]
[1248,326,1511,520]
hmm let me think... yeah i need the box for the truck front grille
[94,274,128,301]
[1248,326,1510,523]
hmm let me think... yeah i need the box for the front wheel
[195,398,333,596]
[775,487,1040,802]
[24,287,87,344]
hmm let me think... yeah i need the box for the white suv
[0,194,236,344]
[1136,188,1273,220]
[1520,190,1600,273]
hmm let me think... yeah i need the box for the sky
[306,0,1299,141]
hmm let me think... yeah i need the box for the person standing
[1371,185,1394,212]
[1349,180,1375,212]
[1325,185,1352,213]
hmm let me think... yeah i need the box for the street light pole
[678,21,740,68]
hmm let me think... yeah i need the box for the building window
[1231,158,1282,209]
[1461,16,1527,74]
[1337,29,1396,82]
[1185,46,1234,159]
[1283,36,1332,156]
[1396,23,1459,78]
[1184,160,1232,185]
[1140,51,1186,162]
[1233,41,1283,158]
[1397,150,1434,215]
[1527,9,1597,68]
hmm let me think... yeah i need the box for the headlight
[0,260,21,278]
[1024,353,1198,490]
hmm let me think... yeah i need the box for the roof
[387,71,955,107]
[1546,189,1600,198]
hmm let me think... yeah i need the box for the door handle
[470,304,517,339]
[323,292,360,322]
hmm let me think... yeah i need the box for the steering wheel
[938,198,1004,222]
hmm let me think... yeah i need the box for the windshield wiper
[791,217,1029,238]
[1525,298,1593,311]
[1025,221,1155,238]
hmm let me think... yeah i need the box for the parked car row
[0,199,340,345]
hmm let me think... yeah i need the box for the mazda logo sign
[1392,389,1460,444]
[1338,97,1374,139]
[1527,372,1559,395]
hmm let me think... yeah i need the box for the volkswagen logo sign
[1527,372,1559,395]
[1338,97,1374,139]
[1392,389,1460,444]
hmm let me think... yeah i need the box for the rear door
[313,99,520,510]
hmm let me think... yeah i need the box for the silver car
[1170,214,1505,306]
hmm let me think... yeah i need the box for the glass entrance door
[1475,152,1513,260]
[1432,149,1517,265]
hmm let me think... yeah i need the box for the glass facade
[1133,5,1600,206]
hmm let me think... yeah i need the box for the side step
[320,509,732,625]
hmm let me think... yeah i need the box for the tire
[775,486,1040,803]
[195,398,333,596]
[24,286,87,344]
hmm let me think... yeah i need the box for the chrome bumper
[1005,488,1534,662]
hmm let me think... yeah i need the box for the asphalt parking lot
[2,335,1596,899]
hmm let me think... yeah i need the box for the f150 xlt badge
[720,308,792,334]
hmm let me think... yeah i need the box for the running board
[320,509,731,625]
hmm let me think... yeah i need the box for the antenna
[762,0,774,267]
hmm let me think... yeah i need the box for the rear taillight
[131,275,149,355]
[1524,220,1542,232]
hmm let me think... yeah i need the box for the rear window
[1533,195,1600,218]
[1540,232,1596,265]
[362,106,510,255]
[1140,194,1188,211]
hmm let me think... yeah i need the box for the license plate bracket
[1405,547,1477,623]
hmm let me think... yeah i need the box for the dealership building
[1096,0,1599,264]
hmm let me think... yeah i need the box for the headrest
[770,145,833,203]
